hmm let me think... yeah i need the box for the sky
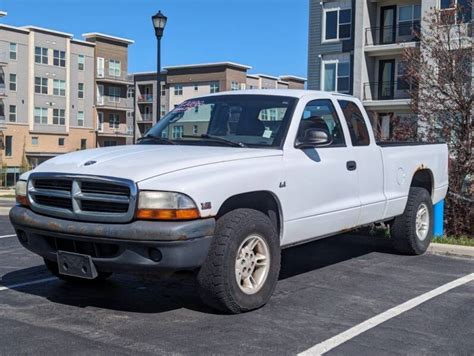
[0,0,309,78]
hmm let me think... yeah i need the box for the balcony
[137,94,153,103]
[96,95,133,111]
[363,81,413,110]
[96,71,133,85]
[0,83,6,97]
[365,23,420,56]
[138,113,153,122]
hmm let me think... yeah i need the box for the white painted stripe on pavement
[299,272,474,356]
[0,234,16,239]
[0,277,57,292]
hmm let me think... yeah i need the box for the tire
[391,187,434,255]
[44,258,112,283]
[197,208,281,314]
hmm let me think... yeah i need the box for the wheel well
[217,191,282,238]
[410,169,433,197]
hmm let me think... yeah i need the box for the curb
[428,243,474,259]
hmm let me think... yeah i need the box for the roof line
[164,61,252,70]
[0,24,30,34]
[82,32,134,44]
[279,75,307,81]
[22,25,73,38]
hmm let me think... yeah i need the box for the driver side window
[297,99,346,147]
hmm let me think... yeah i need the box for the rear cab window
[338,100,371,146]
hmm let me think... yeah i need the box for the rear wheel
[44,258,112,283]
[197,209,280,314]
[391,187,433,255]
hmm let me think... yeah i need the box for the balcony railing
[97,95,133,109]
[363,81,413,101]
[365,23,420,46]
[0,83,6,97]
[137,94,153,103]
[138,113,153,122]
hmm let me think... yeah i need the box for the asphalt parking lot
[0,198,473,355]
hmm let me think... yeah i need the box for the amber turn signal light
[136,208,200,221]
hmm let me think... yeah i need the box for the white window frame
[9,73,16,91]
[78,55,85,71]
[9,105,16,122]
[35,47,48,64]
[78,82,84,99]
[109,59,121,77]
[97,112,104,132]
[174,85,183,96]
[109,86,121,102]
[322,6,352,43]
[9,43,17,60]
[439,0,457,10]
[53,50,66,67]
[210,82,220,93]
[53,79,66,96]
[32,137,39,146]
[321,58,351,93]
[171,125,184,139]
[34,107,48,124]
[77,111,84,127]
[35,77,48,94]
[52,108,65,125]
[109,113,120,129]
[231,81,239,91]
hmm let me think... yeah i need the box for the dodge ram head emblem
[84,160,97,166]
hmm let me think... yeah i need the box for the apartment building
[132,62,305,139]
[0,23,95,185]
[83,33,134,147]
[308,0,472,140]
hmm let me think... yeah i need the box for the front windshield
[140,94,297,148]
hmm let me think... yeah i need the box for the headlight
[15,180,29,207]
[136,191,200,220]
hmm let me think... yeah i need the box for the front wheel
[197,209,281,314]
[391,187,434,255]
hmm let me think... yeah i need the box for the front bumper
[10,206,215,273]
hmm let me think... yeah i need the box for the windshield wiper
[137,135,176,145]
[182,134,247,148]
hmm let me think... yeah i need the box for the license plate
[57,251,98,279]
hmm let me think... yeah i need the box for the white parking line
[299,272,474,356]
[0,234,16,239]
[0,277,57,292]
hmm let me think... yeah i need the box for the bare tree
[402,5,473,236]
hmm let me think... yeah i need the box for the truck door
[337,99,386,225]
[282,98,360,246]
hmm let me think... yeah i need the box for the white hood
[28,145,282,182]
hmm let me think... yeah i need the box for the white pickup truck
[10,90,448,313]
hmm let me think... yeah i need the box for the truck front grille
[28,174,137,223]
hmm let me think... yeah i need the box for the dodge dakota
[10,90,448,313]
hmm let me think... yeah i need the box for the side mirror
[296,128,332,148]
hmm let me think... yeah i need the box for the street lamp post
[152,11,167,124]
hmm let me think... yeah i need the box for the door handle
[346,161,357,171]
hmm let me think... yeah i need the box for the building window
[34,107,48,124]
[161,85,166,96]
[32,136,39,146]
[397,62,410,90]
[127,86,134,98]
[9,43,17,60]
[171,125,184,139]
[9,74,16,91]
[77,111,84,126]
[104,140,117,147]
[5,136,12,157]
[58,138,65,146]
[78,55,85,70]
[109,59,121,77]
[78,83,84,99]
[194,85,199,91]
[53,79,66,96]
[35,47,48,64]
[9,105,16,122]
[440,0,456,9]
[80,139,87,150]
[161,105,166,117]
[324,8,352,41]
[174,85,183,96]
[35,77,48,94]
[109,86,121,102]
[231,81,239,91]
[97,112,104,132]
[322,59,350,93]
[109,113,120,128]
[210,82,220,93]
[53,50,66,67]
[398,5,421,36]
[53,108,65,125]
[193,125,198,134]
